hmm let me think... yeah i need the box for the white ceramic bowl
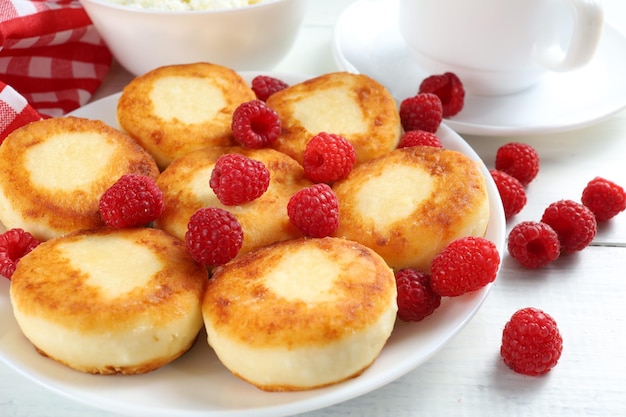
[79,0,308,76]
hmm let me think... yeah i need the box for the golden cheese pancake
[0,117,159,241]
[332,146,489,272]
[154,146,312,256]
[117,63,256,169]
[9,227,208,375]
[266,72,401,165]
[202,236,397,391]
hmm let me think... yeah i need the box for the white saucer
[332,0,626,136]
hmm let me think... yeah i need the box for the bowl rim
[79,0,298,15]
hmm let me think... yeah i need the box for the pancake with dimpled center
[202,236,397,391]
[9,227,208,375]
[0,116,159,241]
[332,146,489,272]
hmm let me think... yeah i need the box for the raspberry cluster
[394,236,500,322]
[8,70,620,381]
[394,74,502,321]
[489,142,539,220]
[180,74,353,266]
[487,141,625,269]
[232,72,624,379]
[496,143,624,375]
[505,176,623,269]
[398,71,465,136]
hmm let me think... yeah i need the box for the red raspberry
[397,130,442,149]
[251,75,289,102]
[287,183,339,238]
[490,169,527,219]
[540,199,597,252]
[430,236,500,297]
[399,93,443,133]
[418,72,465,118]
[210,153,270,206]
[231,100,281,149]
[494,142,540,186]
[507,221,561,269]
[302,132,356,183]
[394,268,441,322]
[99,174,164,228]
[0,228,40,279]
[501,307,563,376]
[185,207,243,266]
[581,177,626,221]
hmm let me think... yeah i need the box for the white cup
[398,0,604,96]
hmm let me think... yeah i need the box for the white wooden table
[2,1,626,416]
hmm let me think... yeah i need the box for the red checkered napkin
[0,0,112,143]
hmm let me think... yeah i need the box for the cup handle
[536,0,604,71]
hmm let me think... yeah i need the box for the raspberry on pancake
[0,116,159,241]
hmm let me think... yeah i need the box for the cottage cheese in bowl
[106,0,270,11]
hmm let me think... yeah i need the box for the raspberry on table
[397,130,442,149]
[210,153,270,206]
[540,199,597,252]
[500,307,563,376]
[494,142,540,186]
[185,207,243,267]
[430,236,500,297]
[251,75,289,102]
[507,221,561,269]
[418,72,465,118]
[287,183,339,238]
[302,132,356,183]
[231,100,281,149]
[394,268,441,322]
[99,174,164,228]
[399,93,443,133]
[0,228,40,279]
[490,169,527,219]
[581,176,626,221]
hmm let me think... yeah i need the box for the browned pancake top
[117,62,256,169]
[202,237,396,348]
[266,72,401,165]
[10,227,208,333]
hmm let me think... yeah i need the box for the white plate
[0,72,506,417]
[332,0,626,136]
